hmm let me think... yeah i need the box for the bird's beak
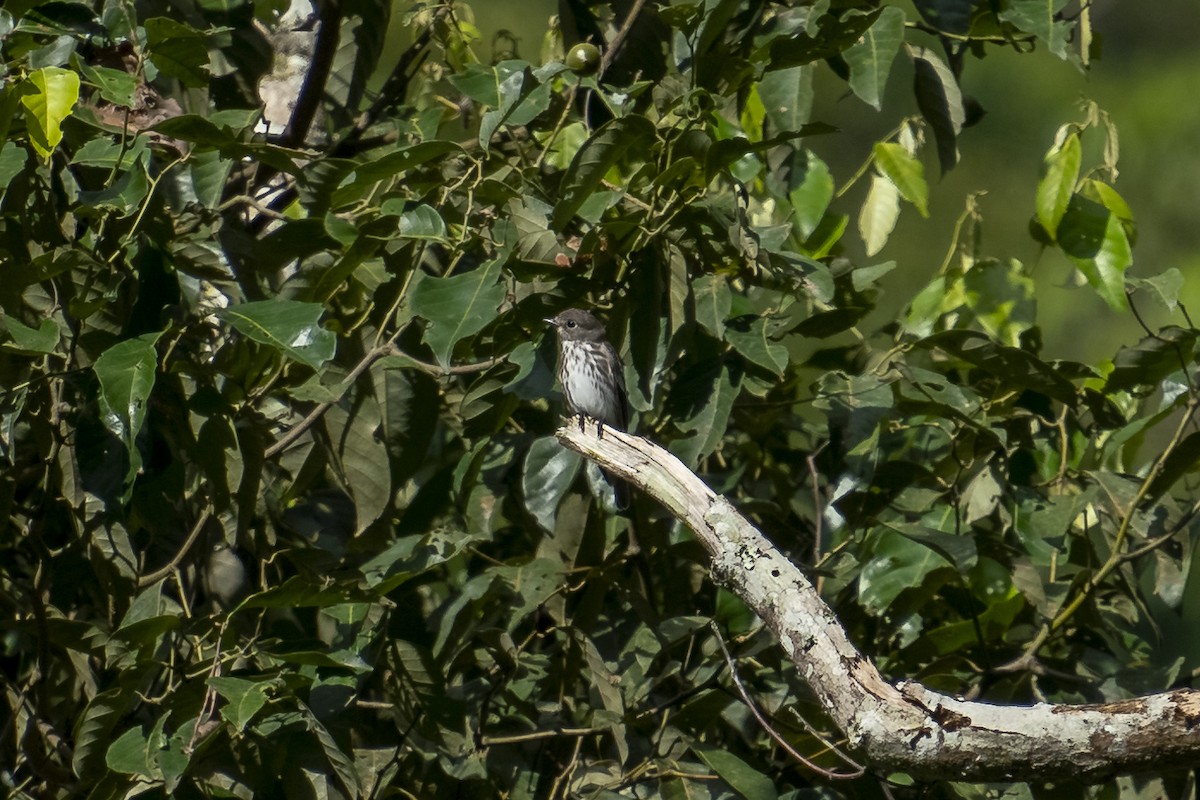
[543,317,556,326]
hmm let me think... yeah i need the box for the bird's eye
[566,320,576,328]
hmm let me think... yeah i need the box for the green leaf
[449,62,502,105]
[73,687,133,780]
[148,114,237,149]
[21,66,80,160]
[1105,327,1197,392]
[693,274,732,339]
[908,44,963,174]
[1036,129,1081,236]
[852,260,898,292]
[844,7,905,110]
[758,65,813,134]
[327,390,391,535]
[76,60,137,106]
[411,257,506,367]
[874,141,929,217]
[502,558,565,632]
[300,702,362,797]
[552,115,656,229]
[210,676,274,732]
[1,315,59,354]
[705,125,834,182]
[0,140,26,185]
[694,746,778,800]
[94,333,159,496]
[670,362,741,466]
[1146,432,1200,503]
[859,529,952,613]
[858,172,900,256]
[237,576,370,611]
[70,136,149,169]
[1000,0,1073,59]
[145,17,211,87]
[766,8,884,70]
[522,436,581,534]
[1128,268,1184,313]
[919,330,1077,404]
[331,141,460,208]
[106,726,153,776]
[886,522,978,572]
[962,258,1036,346]
[912,0,976,34]
[1058,193,1131,311]
[361,528,486,594]
[788,148,834,239]
[380,365,440,486]
[148,115,303,173]
[394,203,448,241]
[77,158,149,218]
[1082,178,1135,241]
[478,61,545,147]
[217,300,336,369]
[725,317,788,376]
[508,196,569,262]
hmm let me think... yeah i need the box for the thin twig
[264,342,394,459]
[710,623,865,779]
[217,194,289,221]
[280,0,341,148]
[336,17,436,154]
[805,443,827,590]
[599,0,650,78]
[402,354,500,377]
[479,726,606,746]
[138,507,214,588]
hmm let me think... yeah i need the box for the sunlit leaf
[21,66,79,159]
[395,203,448,241]
[1058,193,1131,311]
[1036,129,1080,236]
[858,172,900,256]
[874,141,929,217]
[788,149,834,239]
[218,300,336,369]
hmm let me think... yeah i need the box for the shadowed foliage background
[2,1,1200,797]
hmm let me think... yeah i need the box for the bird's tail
[606,471,630,512]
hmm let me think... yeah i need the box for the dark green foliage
[0,1,1194,798]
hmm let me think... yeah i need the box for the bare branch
[556,420,1200,782]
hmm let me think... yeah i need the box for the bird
[545,308,631,511]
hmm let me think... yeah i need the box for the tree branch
[280,0,341,148]
[555,420,1200,782]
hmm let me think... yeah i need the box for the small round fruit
[566,43,601,76]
